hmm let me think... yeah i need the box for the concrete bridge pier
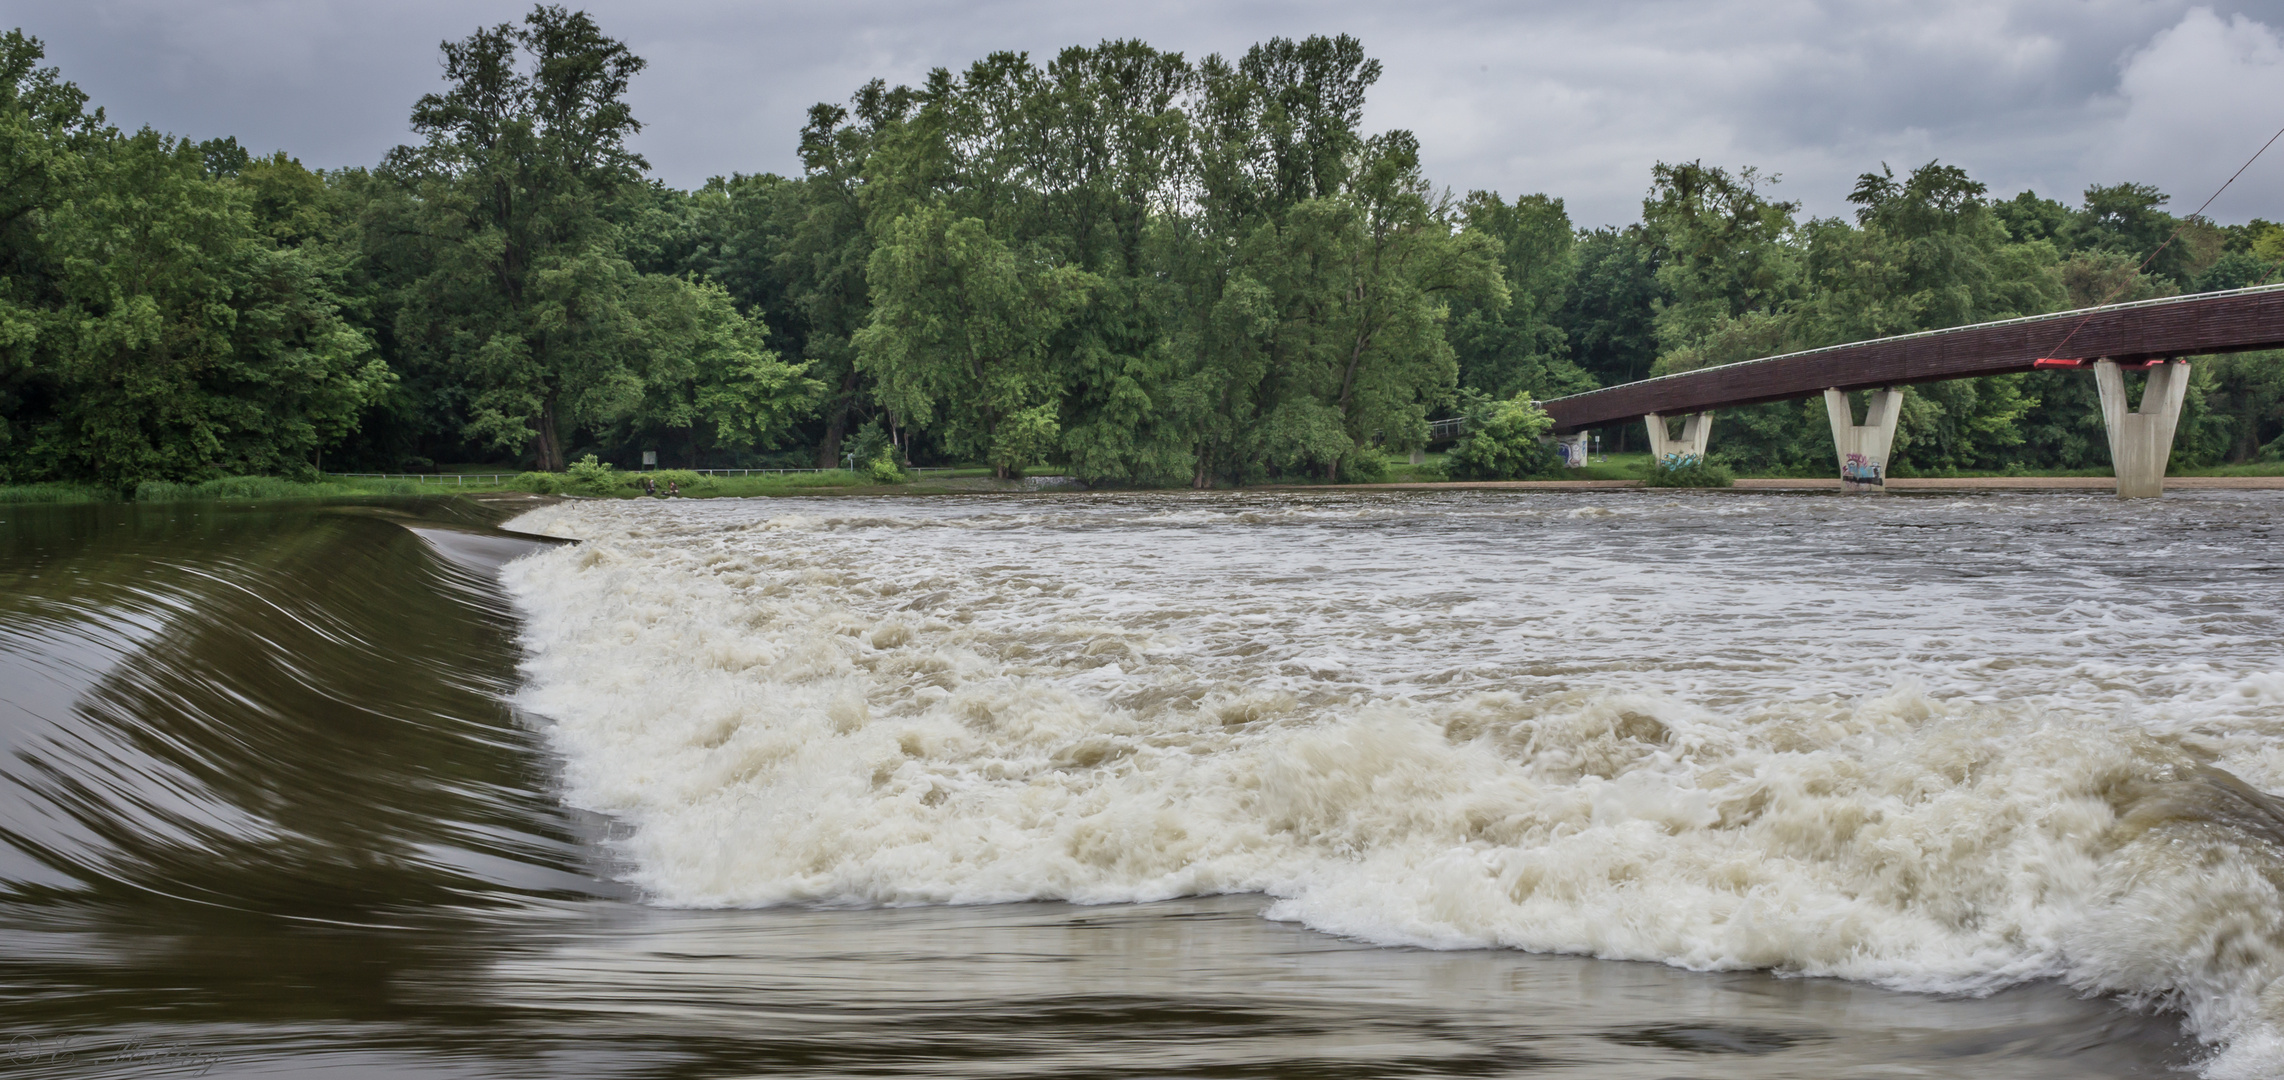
[1644,412,1713,463]
[1823,388,1902,492]
[1553,431,1589,468]
[2094,358,2191,498]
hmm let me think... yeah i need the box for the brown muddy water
[3,491,2280,1078]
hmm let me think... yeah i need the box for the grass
[1392,450,1661,482]
[2173,460,2284,477]
[1566,452,1657,481]
[0,482,116,504]
[496,465,1058,499]
[135,476,432,501]
[0,476,445,506]
[640,470,891,497]
[7,451,2276,509]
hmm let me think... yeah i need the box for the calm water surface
[4,490,2280,1078]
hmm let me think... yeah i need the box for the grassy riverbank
[0,467,1031,504]
[0,476,429,504]
[7,453,2280,507]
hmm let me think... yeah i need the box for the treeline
[2,8,2280,489]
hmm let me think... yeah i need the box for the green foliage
[131,475,420,501]
[1642,161,1804,373]
[856,208,1095,478]
[1811,161,2061,340]
[626,468,710,495]
[511,471,568,495]
[862,455,906,484]
[1336,447,1388,483]
[618,274,821,459]
[1560,226,1661,388]
[1642,455,1735,487]
[831,38,1503,487]
[1444,390,1562,480]
[5,12,2280,489]
[563,453,618,493]
[840,421,906,483]
[0,31,389,488]
[1447,191,1593,399]
[0,482,112,504]
[386,7,810,474]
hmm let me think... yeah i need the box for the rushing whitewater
[503,491,2284,1075]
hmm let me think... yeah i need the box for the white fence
[327,473,516,485]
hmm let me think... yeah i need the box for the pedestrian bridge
[1536,283,2284,496]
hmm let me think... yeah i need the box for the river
[4,490,2281,1077]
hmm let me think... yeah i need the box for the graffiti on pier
[1658,452,1703,470]
[1842,453,1884,485]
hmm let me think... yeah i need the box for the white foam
[501,493,2284,1075]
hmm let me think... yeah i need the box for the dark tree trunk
[534,394,566,472]
[816,369,861,468]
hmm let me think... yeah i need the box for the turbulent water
[5,491,2283,1077]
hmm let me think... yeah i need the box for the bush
[1642,454,1736,488]
[862,455,906,484]
[846,422,892,468]
[1336,448,1388,483]
[1444,391,1565,480]
[564,454,617,494]
[833,422,908,484]
[511,471,568,495]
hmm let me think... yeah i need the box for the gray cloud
[8,0,2283,226]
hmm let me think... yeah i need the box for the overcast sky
[8,0,2284,227]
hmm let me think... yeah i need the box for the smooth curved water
[4,490,2279,1077]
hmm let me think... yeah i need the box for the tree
[1447,191,1593,400]
[1560,225,1661,388]
[1641,161,1804,374]
[1810,161,2059,341]
[0,28,104,470]
[29,130,388,485]
[1444,389,1560,480]
[1236,133,1504,478]
[784,82,919,466]
[389,5,653,472]
[615,275,818,465]
[1992,190,2073,247]
[855,207,1096,477]
[0,31,389,486]
[1176,33,1382,229]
